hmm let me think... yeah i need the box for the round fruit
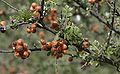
[23,51,30,57]
[0,21,7,26]
[31,28,36,33]
[31,2,37,8]
[68,57,73,62]
[50,8,57,15]
[51,47,57,51]
[17,39,24,45]
[14,52,20,57]
[31,23,37,28]
[39,31,45,39]
[41,45,47,50]
[47,42,53,48]
[50,21,59,29]
[63,50,68,54]
[34,12,40,18]
[62,44,67,50]
[15,45,23,51]
[27,27,31,33]
[40,39,46,45]
[35,6,41,10]
[23,43,28,49]
[88,0,96,4]
[82,41,90,49]
[30,6,35,12]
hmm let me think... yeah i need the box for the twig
[0,47,41,53]
[73,0,120,35]
[40,0,45,20]
[1,0,19,12]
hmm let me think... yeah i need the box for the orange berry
[68,57,73,62]
[27,27,31,33]
[14,52,20,57]
[33,12,40,18]
[40,39,46,45]
[50,8,57,15]
[50,21,59,29]
[88,0,96,4]
[63,50,68,54]
[31,28,36,33]
[39,31,45,39]
[30,6,35,12]
[17,39,24,45]
[62,44,67,50]
[51,47,57,51]
[23,51,30,57]
[47,42,53,48]
[0,21,7,26]
[35,6,41,10]
[31,2,37,8]
[23,43,28,49]
[31,23,37,28]
[82,41,90,49]
[41,45,47,50]
[15,45,23,51]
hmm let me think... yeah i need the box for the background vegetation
[0,0,120,74]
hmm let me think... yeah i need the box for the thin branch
[1,0,19,12]
[73,0,120,35]
[40,0,45,20]
[0,47,41,53]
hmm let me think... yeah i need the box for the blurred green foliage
[0,0,120,74]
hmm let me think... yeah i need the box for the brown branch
[0,47,41,53]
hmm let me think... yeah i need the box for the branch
[73,0,120,35]
[1,0,19,12]
[40,0,45,20]
[0,47,41,53]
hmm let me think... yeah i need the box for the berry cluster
[45,40,68,59]
[0,21,7,33]
[44,8,59,29]
[39,32,68,59]
[12,39,31,59]
[30,2,41,18]
[27,23,37,33]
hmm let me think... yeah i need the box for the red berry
[39,31,45,39]
[40,39,46,45]
[31,2,37,8]
[68,57,73,62]
[27,27,31,33]
[47,42,53,48]
[35,6,41,10]
[0,21,7,26]
[31,23,37,28]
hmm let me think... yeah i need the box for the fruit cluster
[27,23,37,33]
[12,39,31,59]
[30,2,41,18]
[44,8,59,29]
[0,21,7,33]
[39,32,68,59]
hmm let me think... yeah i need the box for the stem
[1,0,19,12]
